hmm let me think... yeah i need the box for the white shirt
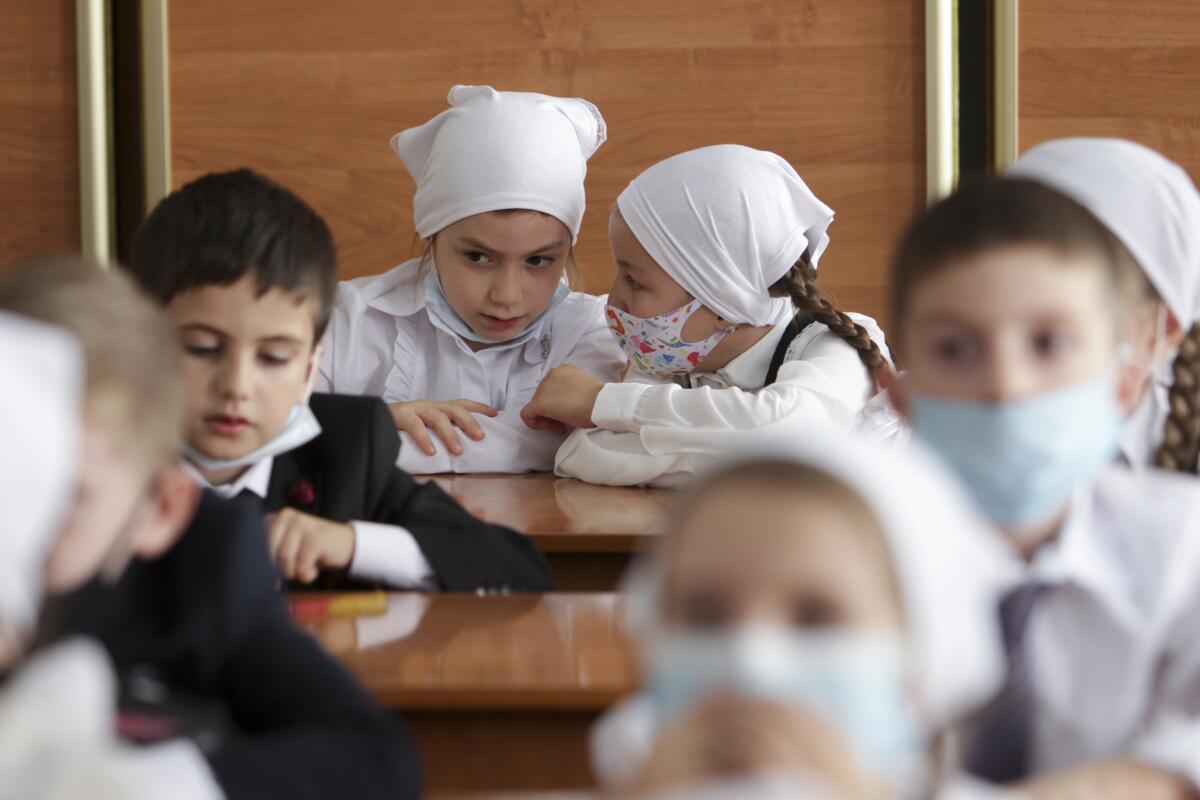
[317,260,626,474]
[554,312,889,487]
[184,459,435,590]
[0,639,224,800]
[1018,466,1200,785]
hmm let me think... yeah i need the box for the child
[0,257,421,800]
[1008,138,1200,472]
[0,310,214,799]
[522,145,892,487]
[590,432,1015,798]
[886,177,1200,797]
[317,85,625,473]
[131,168,553,592]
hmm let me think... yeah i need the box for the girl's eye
[525,255,557,268]
[678,592,732,631]
[790,596,841,629]
[623,274,642,291]
[463,251,491,265]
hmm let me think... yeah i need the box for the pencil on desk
[289,592,389,619]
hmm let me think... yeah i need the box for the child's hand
[267,509,356,584]
[388,399,498,456]
[520,365,605,433]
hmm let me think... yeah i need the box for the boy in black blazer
[129,168,553,592]
[0,258,421,800]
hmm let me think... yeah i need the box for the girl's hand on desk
[521,365,605,433]
[388,399,498,456]
[267,508,355,584]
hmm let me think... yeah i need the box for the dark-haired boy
[129,168,553,593]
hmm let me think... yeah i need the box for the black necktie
[964,582,1048,783]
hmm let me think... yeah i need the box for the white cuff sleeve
[1132,712,1200,789]
[131,740,226,800]
[348,521,437,590]
[592,382,651,432]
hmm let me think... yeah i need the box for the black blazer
[58,492,422,800]
[266,393,554,593]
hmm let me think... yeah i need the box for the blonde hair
[0,255,184,470]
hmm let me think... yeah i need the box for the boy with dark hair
[1,257,421,800]
[130,168,553,592]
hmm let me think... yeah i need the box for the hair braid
[769,256,891,389]
[1155,323,1200,473]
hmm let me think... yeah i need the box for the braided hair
[767,253,891,390]
[1155,323,1200,473]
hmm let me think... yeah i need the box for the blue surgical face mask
[646,625,925,777]
[909,372,1125,528]
[423,260,570,346]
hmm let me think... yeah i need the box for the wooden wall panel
[1020,1,1200,185]
[169,0,925,325]
[0,0,78,268]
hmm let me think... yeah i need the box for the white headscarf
[624,430,1017,729]
[0,313,81,634]
[1009,138,1200,327]
[392,85,607,242]
[616,144,835,327]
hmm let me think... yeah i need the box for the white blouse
[554,312,890,487]
[317,259,626,474]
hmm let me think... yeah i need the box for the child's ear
[131,462,199,561]
[1164,308,1187,353]
[881,368,911,422]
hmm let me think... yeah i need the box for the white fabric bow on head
[0,313,82,635]
[616,144,835,327]
[623,429,1018,730]
[1009,138,1200,328]
[392,84,607,242]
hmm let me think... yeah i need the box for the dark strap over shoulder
[765,312,817,385]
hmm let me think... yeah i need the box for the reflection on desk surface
[418,473,674,550]
[303,592,637,710]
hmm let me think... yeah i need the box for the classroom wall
[168,1,926,327]
[0,0,79,269]
[1020,0,1200,183]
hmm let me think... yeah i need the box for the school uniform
[967,465,1200,786]
[57,491,423,800]
[555,310,889,487]
[199,392,555,593]
[317,263,625,474]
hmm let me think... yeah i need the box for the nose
[983,336,1037,403]
[488,262,524,310]
[216,351,253,403]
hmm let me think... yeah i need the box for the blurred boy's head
[129,169,336,466]
[0,256,197,594]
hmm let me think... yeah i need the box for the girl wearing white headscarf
[521,144,892,487]
[317,85,625,473]
[0,312,223,800]
[1008,138,1200,473]
[589,431,1018,800]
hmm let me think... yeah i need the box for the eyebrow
[459,236,568,256]
[178,323,306,346]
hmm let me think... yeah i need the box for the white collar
[183,456,274,500]
[689,320,790,390]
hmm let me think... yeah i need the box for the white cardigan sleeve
[555,325,876,486]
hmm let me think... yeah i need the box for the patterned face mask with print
[606,299,735,378]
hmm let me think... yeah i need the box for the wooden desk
[422,473,673,590]
[302,592,637,793]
